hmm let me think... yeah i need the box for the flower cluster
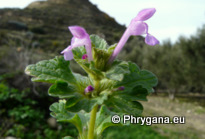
[62,8,159,65]
[61,8,159,97]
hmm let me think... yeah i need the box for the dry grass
[142,96,205,139]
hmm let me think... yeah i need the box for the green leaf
[90,35,108,50]
[109,96,143,116]
[50,100,89,135]
[105,60,130,81]
[66,93,109,113]
[95,105,122,135]
[65,94,83,108]
[117,85,149,101]
[66,98,97,112]
[107,43,117,55]
[98,78,116,93]
[75,59,104,80]
[90,35,117,71]
[48,81,76,98]
[73,73,92,93]
[25,56,76,84]
[63,136,75,139]
[47,72,91,100]
[92,47,111,70]
[128,61,140,72]
[72,46,86,59]
[116,62,158,93]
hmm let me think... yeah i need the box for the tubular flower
[61,26,93,61]
[109,8,159,63]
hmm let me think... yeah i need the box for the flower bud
[82,54,88,60]
[84,85,94,94]
[118,86,125,91]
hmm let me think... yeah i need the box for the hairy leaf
[109,96,143,116]
[48,81,76,98]
[117,85,149,101]
[95,105,122,135]
[90,35,108,50]
[66,93,109,113]
[72,46,86,59]
[50,100,89,135]
[106,60,130,81]
[25,56,75,84]
[116,62,158,93]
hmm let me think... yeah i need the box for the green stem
[94,80,100,93]
[88,104,98,139]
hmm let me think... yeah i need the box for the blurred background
[0,0,204,138]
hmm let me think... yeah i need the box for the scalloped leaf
[72,46,86,59]
[98,78,116,92]
[95,105,122,135]
[74,59,104,80]
[48,81,76,98]
[109,96,143,116]
[116,85,149,101]
[90,35,117,71]
[107,43,117,55]
[90,35,108,50]
[73,73,92,93]
[92,47,111,70]
[115,62,158,93]
[65,93,109,113]
[50,100,89,135]
[66,98,97,112]
[25,56,76,84]
[105,60,130,81]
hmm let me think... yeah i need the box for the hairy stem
[88,104,98,139]
[94,80,100,95]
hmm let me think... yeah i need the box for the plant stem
[94,80,100,94]
[88,104,98,139]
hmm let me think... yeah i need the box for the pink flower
[109,8,159,63]
[61,45,73,60]
[61,26,93,61]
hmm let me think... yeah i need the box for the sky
[0,0,205,43]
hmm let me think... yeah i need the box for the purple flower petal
[71,36,92,61]
[108,8,158,64]
[108,21,148,63]
[145,34,159,46]
[128,21,147,36]
[68,26,93,61]
[69,26,87,39]
[84,85,94,94]
[135,8,156,21]
[61,45,74,60]
[71,36,88,48]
